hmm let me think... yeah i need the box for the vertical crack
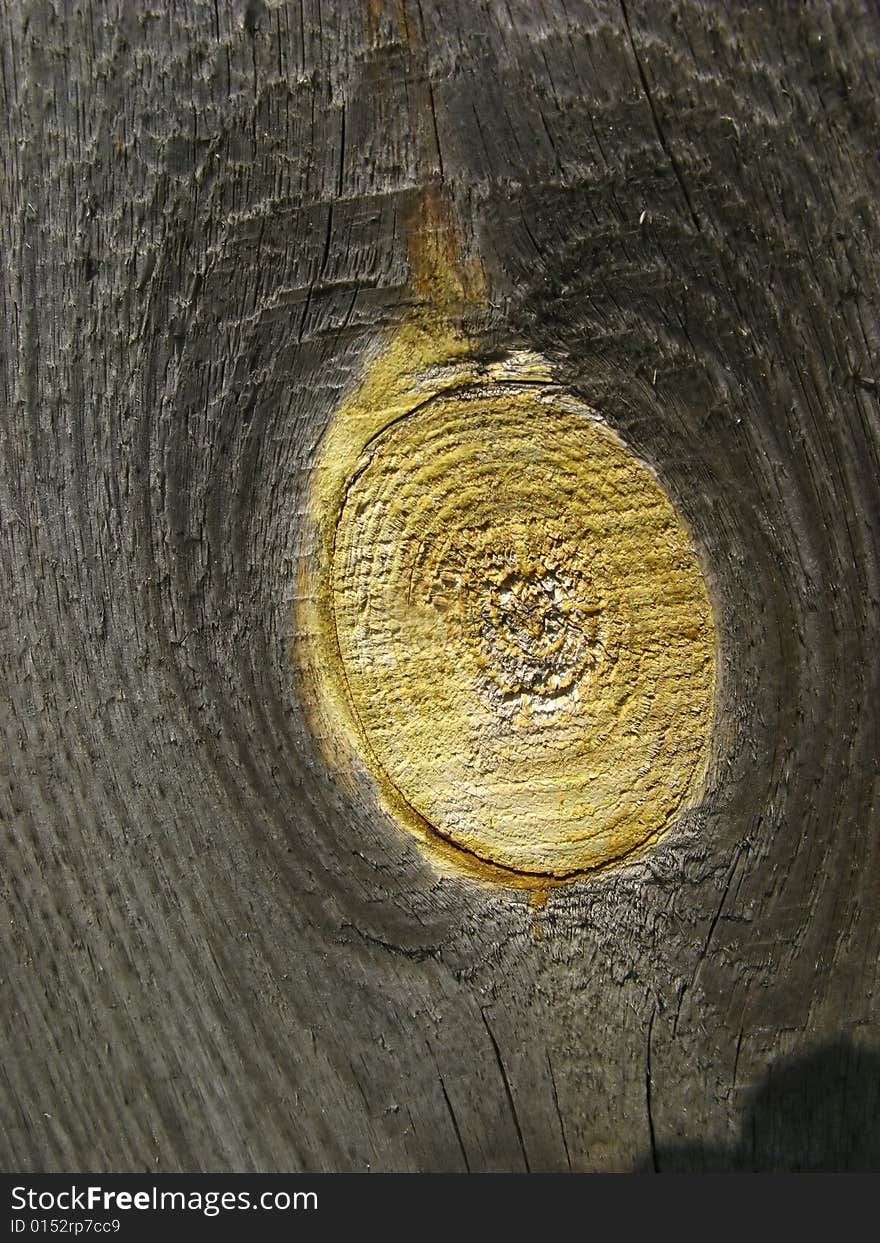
[428,1039,471,1171]
[437,1068,471,1172]
[646,1006,659,1172]
[620,0,702,233]
[547,1051,573,1170]
[481,1008,531,1172]
[674,841,747,1035]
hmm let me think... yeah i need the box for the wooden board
[1,0,878,1172]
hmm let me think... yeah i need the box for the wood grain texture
[318,354,716,878]
[1,0,878,1172]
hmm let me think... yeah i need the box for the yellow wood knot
[295,314,717,885]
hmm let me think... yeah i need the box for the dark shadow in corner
[634,1040,880,1172]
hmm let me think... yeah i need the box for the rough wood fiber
[1,0,879,1172]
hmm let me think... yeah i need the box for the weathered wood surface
[2,0,879,1172]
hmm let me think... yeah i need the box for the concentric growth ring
[328,379,717,878]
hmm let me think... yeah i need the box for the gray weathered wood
[2,0,879,1172]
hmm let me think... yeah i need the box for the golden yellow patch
[295,313,716,883]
